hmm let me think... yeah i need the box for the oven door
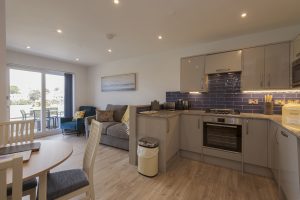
[203,122,242,152]
[292,58,300,87]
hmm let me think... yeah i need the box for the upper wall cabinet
[265,42,290,89]
[241,47,265,90]
[205,50,242,74]
[180,55,207,92]
[293,35,300,60]
[241,42,290,90]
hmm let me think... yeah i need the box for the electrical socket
[248,99,258,105]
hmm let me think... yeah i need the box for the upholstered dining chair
[0,120,38,200]
[0,156,23,200]
[44,120,102,200]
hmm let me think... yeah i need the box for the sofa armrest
[60,117,73,123]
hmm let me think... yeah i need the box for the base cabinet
[180,115,202,153]
[278,128,300,200]
[243,119,268,167]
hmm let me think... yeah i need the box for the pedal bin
[137,137,159,177]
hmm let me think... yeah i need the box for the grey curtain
[64,73,73,118]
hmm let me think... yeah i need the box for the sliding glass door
[9,69,42,133]
[9,68,68,136]
[45,74,65,132]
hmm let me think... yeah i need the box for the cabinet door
[243,119,268,167]
[241,47,265,90]
[269,122,279,182]
[180,56,206,92]
[278,128,300,200]
[205,50,242,74]
[294,35,300,60]
[265,42,290,89]
[180,115,202,153]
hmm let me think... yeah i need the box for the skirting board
[180,150,273,178]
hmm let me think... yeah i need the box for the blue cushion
[7,178,37,196]
[46,169,89,200]
[60,121,76,130]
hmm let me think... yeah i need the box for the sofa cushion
[101,122,119,135]
[96,110,114,122]
[106,123,129,140]
[106,104,128,122]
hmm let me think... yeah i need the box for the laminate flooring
[26,134,279,200]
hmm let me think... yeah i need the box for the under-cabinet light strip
[243,90,300,93]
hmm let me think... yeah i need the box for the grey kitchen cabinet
[180,56,207,92]
[265,42,290,89]
[241,46,265,90]
[278,128,300,200]
[137,115,180,173]
[243,119,268,167]
[205,50,242,74]
[268,121,280,182]
[180,114,202,153]
[293,34,300,60]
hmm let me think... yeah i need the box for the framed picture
[101,73,136,92]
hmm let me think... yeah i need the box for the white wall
[88,24,300,109]
[6,50,90,111]
[0,0,8,121]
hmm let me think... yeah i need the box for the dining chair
[44,120,102,200]
[0,120,38,200]
[0,156,23,200]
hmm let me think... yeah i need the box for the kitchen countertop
[138,110,300,139]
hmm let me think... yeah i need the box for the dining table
[5,140,73,200]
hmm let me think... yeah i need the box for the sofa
[60,106,96,135]
[85,104,129,151]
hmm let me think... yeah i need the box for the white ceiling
[6,0,300,66]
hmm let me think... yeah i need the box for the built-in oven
[203,117,242,153]
[292,58,300,87]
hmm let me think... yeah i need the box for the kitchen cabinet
[205,50,242,74]
[241,46,265,90]
[137,115,180,173]
[268,121,280,182]
[243,119,268,167]
[180,114,202,153]
[278,128,300,200]
[180,56,207,92]
[293,35,300,60]
[265,42,290,89]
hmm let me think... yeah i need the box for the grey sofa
[85,104,129,151]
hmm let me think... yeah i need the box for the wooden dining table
[6,140,73,200]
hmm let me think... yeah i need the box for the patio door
[9,69,42,133]
[9,68,67,136]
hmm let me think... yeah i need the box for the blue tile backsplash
[166,73,300,114]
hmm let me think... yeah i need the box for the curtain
[64,73,73,118]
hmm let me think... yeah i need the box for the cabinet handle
[275,128,279,144]
[281,131,288,138]
[246,120,249,135]
[268,74,271,87]
[198,119,200,129]
[216,68,231,72]
[260,73,263,87]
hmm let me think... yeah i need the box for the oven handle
[206,123,238,129]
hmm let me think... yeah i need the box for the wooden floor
[30,134,279,200]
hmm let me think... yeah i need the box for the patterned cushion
[121,107,129,124]
[46,169,89,200]
[96,110,114,122]
[73,111,86,120]
[106,104,128,122]
[107,123,129,139]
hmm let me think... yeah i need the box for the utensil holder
[264,102,274,115]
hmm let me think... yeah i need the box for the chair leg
[28,188,36,200]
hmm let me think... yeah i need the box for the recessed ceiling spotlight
[113,0,119,5]
[108,49,112,53]
[56,29,63,34]
[26,46,31,49]
[75,58,79,61]
[158,35,163,40]
[241,12,247,18]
